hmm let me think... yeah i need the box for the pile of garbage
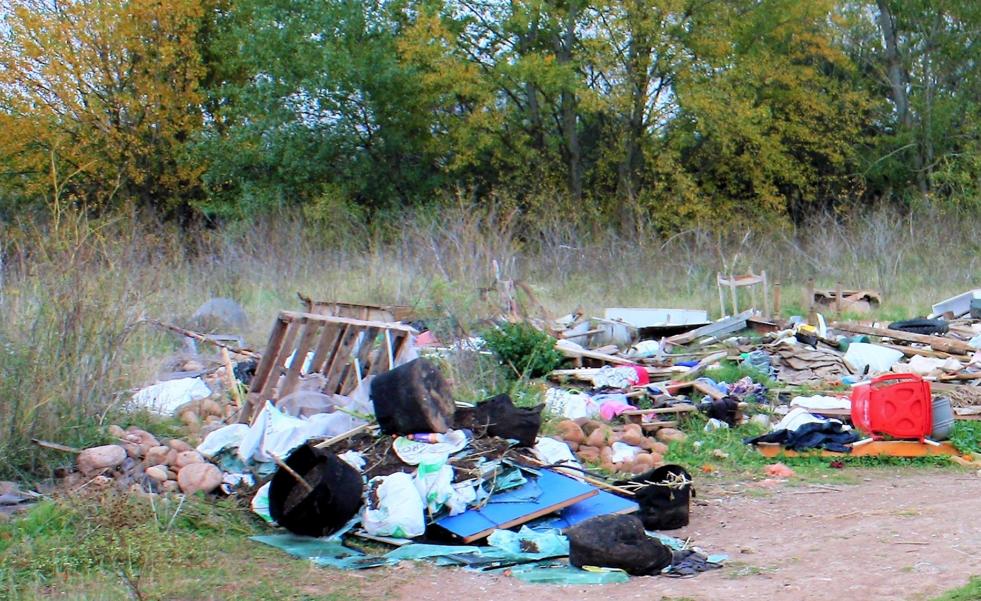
[49,285,981,581]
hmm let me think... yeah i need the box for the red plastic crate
[850,373,932,441]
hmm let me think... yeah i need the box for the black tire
[887,318,948,336]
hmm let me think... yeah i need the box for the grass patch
[0,491,401,601]
[932,576,981,601]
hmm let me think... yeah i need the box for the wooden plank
[830,322,974,355]
[279,310,416,333]
[666,310,754,345]
[325,326,358,393]
[309,323,342,374]
[554,340,635,366]
[755,440,961,458]
[620,404,696,417]
[249,315,289,397]
[692,380,726,400]
[638,420,679,431]
[280,317,320,398]
[879,343,970,361]
[258,318,302,403]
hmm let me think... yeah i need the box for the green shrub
[482,322,564,380]
[950,421,981,455]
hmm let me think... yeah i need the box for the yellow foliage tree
[0,0,206,215]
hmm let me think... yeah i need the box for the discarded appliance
[931,289,981,319]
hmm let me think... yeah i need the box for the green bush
[950,421,981,455]
[482,322,564,380]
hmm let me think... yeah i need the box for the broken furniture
[242,311,416,423]
[717,271,769,318]
[813,289,881,314]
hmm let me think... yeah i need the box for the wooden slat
[279,311,416,333]
[249,316,289,396]
[258,318,302,403]
[830,322,974,355]
[324,326,358,393]
[279,317,320,398]
[309,323,342,373]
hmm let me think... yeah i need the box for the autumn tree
[0,0,208,217]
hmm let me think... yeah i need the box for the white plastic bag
[844,343,904,375]
[362,472,425,538]
[132,377,212,415]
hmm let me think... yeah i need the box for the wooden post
[805,278,816,325]
[773,281,782,316]
[835,281,843,315]
[717,273,726,318]
[762,271,770,319]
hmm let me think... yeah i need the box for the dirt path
[363,468,980,601]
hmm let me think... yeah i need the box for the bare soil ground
[331,468,981,601]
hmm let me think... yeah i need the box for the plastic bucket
[931,396,955,441]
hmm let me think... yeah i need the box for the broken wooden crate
[242,311,416,422]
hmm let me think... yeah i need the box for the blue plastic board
[530,489,639,531]
[435,469,598,542]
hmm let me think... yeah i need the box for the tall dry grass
[1,200,978,477]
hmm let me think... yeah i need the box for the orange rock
[556,420,585,444]
[763,463,795,479]
[655,428,687,443]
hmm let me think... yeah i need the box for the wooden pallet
[242,311,416,422]
[297,295,414,323]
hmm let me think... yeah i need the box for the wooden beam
[755,440,961,458]
[830,322,975,355]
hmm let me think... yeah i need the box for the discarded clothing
[664,549,724,577]
[590,366,639,389]
[745,421,859,453]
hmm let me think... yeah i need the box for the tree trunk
[875,0,928,193]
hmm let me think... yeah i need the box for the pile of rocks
[552,419,687,474]
[72,425,222,495]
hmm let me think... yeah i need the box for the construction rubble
[48,285,981,583]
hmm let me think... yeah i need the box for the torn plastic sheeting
[384,543,483,561]
[510,564,630,585]
[131,377,212,415]
[237,401,366,464]
[197,423,250,458]
[487,526,569,559]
